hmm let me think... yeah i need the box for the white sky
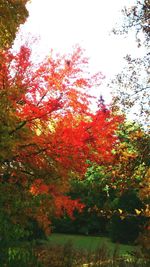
[15,0,145,104]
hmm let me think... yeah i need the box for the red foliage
[0,45,123,230]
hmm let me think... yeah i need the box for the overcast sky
[14,0,144,103]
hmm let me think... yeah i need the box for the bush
[53,211,108,236]
[109,215,142,244]
[30,242,150,267]
[26,219,47,241]
[0,243,41,267]
[108,190,147,244]
[1,240,150,266]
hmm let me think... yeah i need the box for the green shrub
[53,212,108,236]
[1,241,150,267]
[26,218,47,241]
[0,243,41,267]
[109,215,142,244]
[108,190,147,244]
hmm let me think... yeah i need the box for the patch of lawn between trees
[47,233,137,256]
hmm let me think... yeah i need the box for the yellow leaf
[135,209,141,215]
[118,209,123,214]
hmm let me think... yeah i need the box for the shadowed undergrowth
[1,234,150,266]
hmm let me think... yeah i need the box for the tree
[109,55,149,126]
[109,121,149,191]
[119,0,150,45]
[110,0,150,126]
[0,0,29,49]
[52,164,111,236]
[107,120,150,245]
[0,44,123,241]
[52,121,149,243]
[110,1,150,249]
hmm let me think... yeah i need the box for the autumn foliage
[0,0,29,49]
[0,45,123,236]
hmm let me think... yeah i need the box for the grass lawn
[47,233,138,256]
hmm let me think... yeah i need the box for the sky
[14,0,144,104]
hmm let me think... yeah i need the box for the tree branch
[9,121,27,135]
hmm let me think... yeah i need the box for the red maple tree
[0,45,123,233]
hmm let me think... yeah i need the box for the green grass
[47,233,138,256]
